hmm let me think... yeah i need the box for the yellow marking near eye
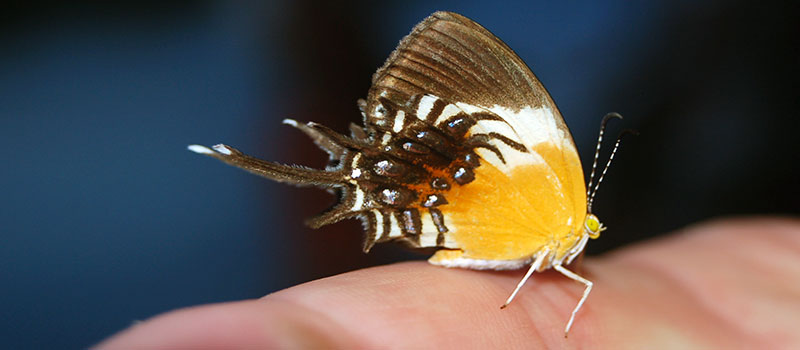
[587,217,599,231]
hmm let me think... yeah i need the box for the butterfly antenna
[587,128,638,212]
[586,113,623,200]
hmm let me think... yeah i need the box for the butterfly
[189,11,631,336]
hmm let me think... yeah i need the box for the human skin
[95,217,800,349]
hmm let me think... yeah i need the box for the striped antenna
[586,113,623,200]
[587,128,638,213]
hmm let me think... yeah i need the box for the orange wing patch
[437,141,587,262]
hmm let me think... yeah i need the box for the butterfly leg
[501,248,550,309]
[553,264,593,337]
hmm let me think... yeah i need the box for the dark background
[1,1,797,348]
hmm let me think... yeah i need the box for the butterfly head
[584,213,605,239]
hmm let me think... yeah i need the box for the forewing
[366,12,565,128]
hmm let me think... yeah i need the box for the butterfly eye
[585,214,603,239]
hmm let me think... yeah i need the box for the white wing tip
[187,144,214,154]
[282,118,298,126]
[211,144,233,155]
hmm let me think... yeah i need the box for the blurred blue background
[1,1,796,348]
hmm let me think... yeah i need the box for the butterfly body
[189,11,622,336]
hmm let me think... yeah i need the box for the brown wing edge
[367,12,562,115]
[365,11,578,183]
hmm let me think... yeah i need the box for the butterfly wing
[366,12,563,125]
[363,12,588,264]
[190,12,589,265]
